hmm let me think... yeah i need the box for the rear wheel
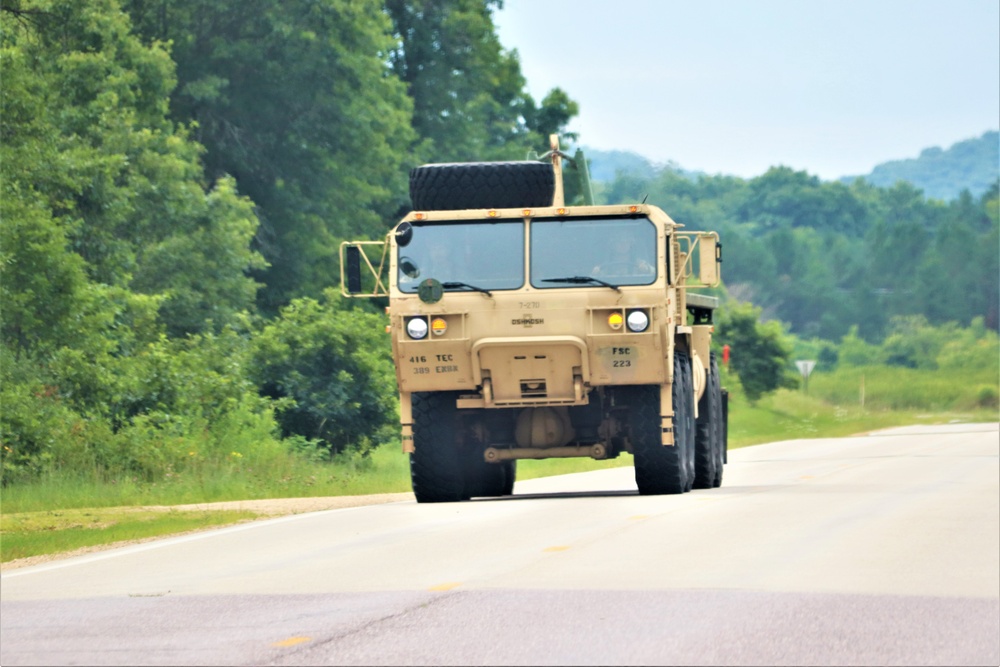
[629,350,695,495]
[694,353,725,489]
[409,392,464,503]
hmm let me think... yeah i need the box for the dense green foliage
[125,0,418,311]
[1,0,996,496]
[252,291,397,455]
[385,0,577,164]
[601,167,999,341]
[0,0,578,485]
[1,1,277,485]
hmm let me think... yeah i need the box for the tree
[739,166,870,237]
[126,0,417,311]
[716,302,798,404]
[385,0,578,162]
[2,0,264,338]
[1,0,276,480]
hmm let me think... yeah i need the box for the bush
[1,324,285,484]
[838,326,883,366]
[975,385,999,410]
[252,290,397,455]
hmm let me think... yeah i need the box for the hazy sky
[493,0,1000,180]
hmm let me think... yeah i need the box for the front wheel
[409,392,464,503]
[629,350,695,495]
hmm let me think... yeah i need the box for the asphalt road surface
[2,422,998,666]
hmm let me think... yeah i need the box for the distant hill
[842,130,998,201]
[581,148,700,183]
[583,132,999,202]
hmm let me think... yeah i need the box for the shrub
[716,302,798,404]
[252,290,397,455]
[975,385,999,410]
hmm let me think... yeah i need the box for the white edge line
[1,501,409,580]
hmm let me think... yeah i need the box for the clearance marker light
[431,317,448,336]
[557,207,568,215]
[522,209,533,217]
[608,312,624,330]
[414,212,426,220]
[488,210,498,218]
[628,205,639,213]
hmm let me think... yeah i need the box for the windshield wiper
[442,281,493,297]
[542,276,621,292]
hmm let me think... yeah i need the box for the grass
[3,363,997,564]
[0,446,414,515]
[1,508,259,563]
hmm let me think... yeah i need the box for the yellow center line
[428,582,462,591]
[271,636,312,648]
[543,545,571,552]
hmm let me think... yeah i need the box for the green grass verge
[1,509,259,563]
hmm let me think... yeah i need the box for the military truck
[342,137,727,502]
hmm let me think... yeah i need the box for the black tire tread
[694,353,725,489]
[409,392,464,503]
[630,350,695,495]
[409,161,555,211]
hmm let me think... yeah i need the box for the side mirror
[395,222,413,247]
[345,245,363,294]
[698,233,720,285]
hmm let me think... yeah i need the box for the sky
[493,0,1000,180]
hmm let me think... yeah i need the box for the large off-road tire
[409,161,555,211]
[693,353,725,489]
[409,392,465,503]
[629,350,695,495]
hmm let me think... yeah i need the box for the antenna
[641,194,649,204]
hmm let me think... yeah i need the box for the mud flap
[660,383,674,446]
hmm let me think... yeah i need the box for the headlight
[626,309,649,333]
[406,317,429,340]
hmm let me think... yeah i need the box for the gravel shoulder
[1,492,415,572]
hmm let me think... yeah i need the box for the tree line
[600,166,999,341]
[1,0,996,484]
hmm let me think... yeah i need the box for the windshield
[397,220,524,293]
[530,217,657,288]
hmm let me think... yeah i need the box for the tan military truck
[343,137,727,502]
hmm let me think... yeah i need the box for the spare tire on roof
[409,161,555,211]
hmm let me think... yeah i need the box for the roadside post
[795,360,816,395]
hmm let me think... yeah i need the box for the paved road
[2,423,998,665]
